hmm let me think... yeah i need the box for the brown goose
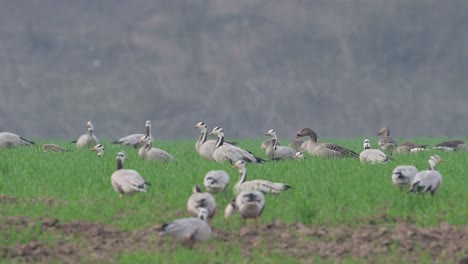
[394,142,427,154]
[295,128,358,158]
[376,127,397,154]
[42,144,70,152]
[433,140,464,152]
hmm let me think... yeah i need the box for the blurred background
[0,0,467,140]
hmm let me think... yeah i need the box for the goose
[0,132,35,148]
[90,144,105,158]
[433,140,464,152]
[456,143,468,151]
[288,138,307,152]
[265,129,297,160]
[194,122,237,160]
[138,135,176,162]
[42,144,70,152]
[111,151,150,196]
[209,127,264,164]
[295,128,359,158]
[187,185,217,220]
[394,142,427,154]
[359,139,390,163]
[204,170,230,193]
[260,139,280,150]
[160,207,211,246]
[392,165,418,188]
[232,160,291,195]
[113,120,152,148]
[224,190,265,226]
[409,155,444,196]
[376,127,398,154]
[76,121,98,148]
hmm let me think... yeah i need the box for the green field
[0,138,467,263]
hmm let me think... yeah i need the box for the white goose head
[139,135,152,144]
[232,160,247,171]
[363,139,371,150]
[90,144,105,157]
[116,151,127,161]
[208,126,224,137]
[87,121,94,131]
[295,151,304,159]
[428,155,443,170]
[266,129,277,138]
[194,122,208,132]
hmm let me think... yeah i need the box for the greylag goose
[433,140,464,151]
[209,127,264,164]
[376,127,398,154]
[111,152,150,196]
[76,121,98,148]
[232,160,291,195]
[224,190,265,226]
[265,129,297,160]
[113,120,152,148]
[394,142,427,154]
[295,128,358,158]
[409,155,444,196]
[160,207,211,246]
[0,132,35,148]
[42,144,70,152]
[204,170,230,194]
[391,165,418,188]
[138,135,176,162]
[187,185,217,220]
[90,144,105,158]
[359,139,390,163]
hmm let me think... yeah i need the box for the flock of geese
[0,121,466,246]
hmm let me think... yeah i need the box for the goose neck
[117,158,123,170]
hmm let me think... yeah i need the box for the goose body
[359,139,390,163]
[265,129,297,160]
[377,127,398,154]
[394,142,427,154]
[204,170,230,193]
[0,132,35,148]
[111,152,150,196]
[433,140,464,152]
[225,190,265,226]
[295,128,358,158]
[261,139,281,150]
[193,122,217,160]
[42,144,69,152]
[114,120,152,148]
[232,160,291,195]
[76,121,98,148]
[160,208,211,245]
[187,185,217,220]
[138,135,176,162]
[409,155,444,196]
[391,165,418,187]
[288,138,306,152]
[90,144,105,158]
[209,127,264,164]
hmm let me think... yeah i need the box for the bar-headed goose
[42,144,70,152]
[232,160,291,195]
[295,128,359,158]
[0,132,35,148]
[224,190,265,226]
[204,170,230,193]
[260,139,281,150]
[265,129,297,160]
[138,135,176,162]
[392,165,418,188]
[433,140,464,152]
[113,120,152,148]
[409,155,444,196]
[76,121,98,148]
[160,207,211,246]
[209,127,264,164]
[359,139,390,164]
[111,152,150,196]
[377,127,398,154]
[194,122,237,160]
[90,144,105,158]
[394,142,427,154]
[288,138,306,152]
[187,185,217,220]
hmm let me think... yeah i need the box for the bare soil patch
[0,216,466,263]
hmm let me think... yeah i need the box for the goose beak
[208,132,214,135]
[232,164,237,169]
[440,159,445,163]
[90,147,96,151]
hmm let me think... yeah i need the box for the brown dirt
[0,216,467,263]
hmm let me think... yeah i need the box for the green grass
[0,137,467,262]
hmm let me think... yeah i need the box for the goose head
[208,126,224,137]
[428,155,444,170]
[295,151,304,159]
[266,129,277,138]
[145,120,151,127]
[90,144,105,157]
[139,135,152,144]
[87,121,94,131]
[377,127,390,136]
[116,151,127,161]
[194,122,208,132]
[232,160,247,170]
[295,128,318,141]
[196,207,209,221]
[363,139,371,150]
